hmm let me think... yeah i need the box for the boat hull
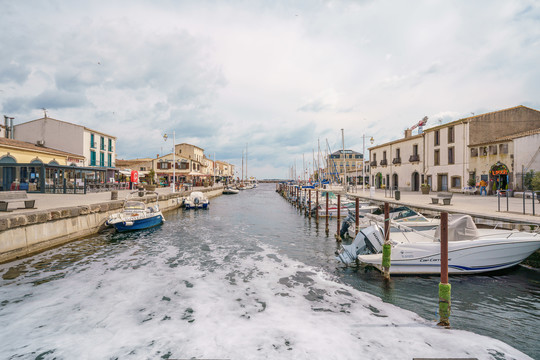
[112,214,164,232]
[357,237,540,274]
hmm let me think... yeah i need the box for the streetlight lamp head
[370,136,374,145]
[163,134,168,141]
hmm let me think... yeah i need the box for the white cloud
[1,0,539,178]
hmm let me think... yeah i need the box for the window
[159,162,169,170]
[471,148,478,157]
[413,144,418,156]
[448,147,455,165]
[481,147,488,156]
[383,151,387,160]
[434,149,440,166]
[434,130,440,146]
[90,151,96,166]
[373,153,377,162]
[100,136,105,150]
[99,152,104,167]
[396,148,400,158]
[108,139,112,152]
[499,144,508,154]
[451,176,461,188]
[448,126,455,143]
[90,134,95,148]
[489,145,497,155]
[108,154,112,167]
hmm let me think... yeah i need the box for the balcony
[370,160,377,167]
[392,157,401,165]
[380,159,388,166]
[409,154,420,162]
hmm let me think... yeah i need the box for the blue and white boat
[106,191,164,232]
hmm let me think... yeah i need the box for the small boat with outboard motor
[184,191,210,209]
[106,190,164,232]
[223,186,239,194]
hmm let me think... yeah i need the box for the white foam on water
[0,239,530,360]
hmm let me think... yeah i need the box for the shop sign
[131,170,139,183]
[491,169,508,175]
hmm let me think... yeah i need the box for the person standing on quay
[479,179,487,196]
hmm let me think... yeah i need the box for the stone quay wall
[0,187,223,264]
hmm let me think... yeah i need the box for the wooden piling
[355,197,359,236]
[438,212,451,327]
[382,202,391,279]
[325,192,329,234]
[315,190,319,224]
[336,194,341,241]
[308,189,311,218]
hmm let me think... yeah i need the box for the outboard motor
[362,225,385,254]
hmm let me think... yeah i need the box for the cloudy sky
[1,0,539,179]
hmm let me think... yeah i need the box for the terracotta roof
[0,137,84,159]
[469,127,540,146]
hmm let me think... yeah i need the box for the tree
[148,169,156,185]
[531,172,540,191]
[524,170,535,190]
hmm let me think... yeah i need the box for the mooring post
[336,194,341,241]
[533,190,536,216]
[355,197,360,236]
[297,187,300,207]
[506,189,509,212]
[382,202,391,279]
[438,212,451,327]
[315,190,319,224]
[308,189,312,218]
[325,192,329,235]
[497,190,500,212]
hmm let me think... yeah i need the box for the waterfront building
[215,160,235,183]
[369,105,540,192]
[326,149,363,184]
[13,116,117,183]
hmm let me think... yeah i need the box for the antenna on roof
[41,108,48,119]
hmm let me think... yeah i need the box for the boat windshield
[124,201,146,211]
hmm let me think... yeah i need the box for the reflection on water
[0,184,538,359]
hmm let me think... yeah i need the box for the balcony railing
[370,160,377,167]
[409,154,420,162]
[380,159,388,166]
[392,157,401,165]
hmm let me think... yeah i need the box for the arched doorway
[489,161,509,192]
[392,173,398,190]
[375,172,383,189]
[0,155,17,191]
[411,171,420,191]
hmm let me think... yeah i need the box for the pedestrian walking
[480,179,487,196]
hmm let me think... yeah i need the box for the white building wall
[514,133,540,174]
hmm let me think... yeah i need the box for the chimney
[404,129,412,138]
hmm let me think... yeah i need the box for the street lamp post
[363,135,375,192]
[163,130,176,193]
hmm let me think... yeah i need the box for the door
[412,172,419,191]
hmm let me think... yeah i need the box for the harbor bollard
[325,192,329,235]
[438,212,451,327]
[382,202,391,279]
[355,197,359,236]
[335,194,341,242]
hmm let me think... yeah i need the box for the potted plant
[421,183,430,194]
[144,169,157,191]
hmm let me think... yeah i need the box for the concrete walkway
[0,186,219,218]
[347,187,540,226]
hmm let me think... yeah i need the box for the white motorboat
[184,191,209,209]
[223,186,239,194]
[342,206,439,239]
[106,190,164,232]
[337,214,540,275]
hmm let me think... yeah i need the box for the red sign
[491,169,508,176]
[131,170,139,183]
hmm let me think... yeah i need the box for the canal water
[1,184,538,359]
